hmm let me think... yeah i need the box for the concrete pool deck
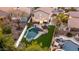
[51,35,79,51]
[24,26,48,42]
[15,25,28,48]
[54,35,79,46]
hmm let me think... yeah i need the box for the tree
[0,18,4,28]
[18,40,48,51]
[0,35,16,51]
[56,13,69,24]
[65,7,77,12]
[8,13,12,22]
[21,12,28,17]
[0,25,16,51]
[16,19,21,30]
[34,7,39,10]
[66,32,73,37]
[52,14,61,27]
[69,7,77,11]
[2,25,12,34]
[58,7,65,10]
[25,41,48,51]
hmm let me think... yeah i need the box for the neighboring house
[67,12,79,34]
[10,7,32,18]
[52,8,65,15]
[68,11,79,18]
[0,10,9,18]
[0,7,32,41]
[32,7,53,23]
[52,11,79,51]
[10,7,32,40]
[0,7,13,13]
[68,12,79,34]
[14,7,32,16]
[19,17,28,29]
[74,7,79,11]
[68,17,79,29]
[64,7,71,9]
[0,7,32,17]
[11,16,28,40]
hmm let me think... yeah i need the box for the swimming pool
[24,27,42,42]
[63,40,79,51]
[55,37,79,51]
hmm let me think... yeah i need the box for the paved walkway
[15,25,28,48]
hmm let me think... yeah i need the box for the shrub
[2,25,12,34]
[66,32,73,37]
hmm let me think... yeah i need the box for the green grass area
[21,25,55,49]
[33,25,55,48]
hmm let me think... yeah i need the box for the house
[68,11,79,34]
[0,10,9,18]
[11,17,28,40]
[14,7,32,16]
[0,7,32,17]
[32,7,53,24]
[11,7,32,23]
[73,7,79,11]
[68,17,79,29]
[52,8,65,15]
[68,11,79,18]
[0,7,13,13]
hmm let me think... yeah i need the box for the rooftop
[0,10,9,17]
[68,11,79,18]
[68,17,79,28]
[34,7,53,15]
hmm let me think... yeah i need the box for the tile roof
[68,11,79,18]
[34,7,53,15]
[0,10,9,17]
[0,7,32,15]
[68,17,79,28]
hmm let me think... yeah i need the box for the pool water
[24,27,42,41]
[63,40,79,51]
[26,28,38,39]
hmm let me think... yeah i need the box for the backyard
[20,25,55,51]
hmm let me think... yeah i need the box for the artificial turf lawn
[22,25,55,49]
[34,25,55,48]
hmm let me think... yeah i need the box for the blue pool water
[24,27,42,41]
[63,40,79,51]
[26,28,38,39]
